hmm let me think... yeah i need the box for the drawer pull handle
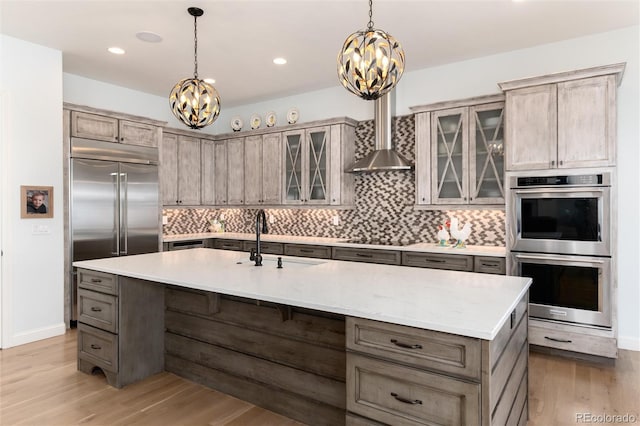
[545,336,572,344]
[481,263,496,267]
[90,307,102,312]
[426,259,445,263]
[90,278,102,283]
[390,339,422,350]
[355,253,373,258]
[90,344,102,350]
[299,249,313,253]
[390,392,423,405]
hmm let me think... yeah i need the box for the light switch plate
[32,225,50,235]
[269,214,275,224]
[162,215,168,225]
[332,215,340,226]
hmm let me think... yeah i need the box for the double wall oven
[508,172,612,328]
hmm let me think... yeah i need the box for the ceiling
[1,1,638,108]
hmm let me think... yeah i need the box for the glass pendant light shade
[337,1,405,100]
[169,7,221,129]
[169,77,221,129]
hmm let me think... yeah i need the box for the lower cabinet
[76,270,164,388]
[402,252,474,271]
[332,247,402,265]
[346,292,529,426]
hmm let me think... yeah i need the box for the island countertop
[74,248,529,340]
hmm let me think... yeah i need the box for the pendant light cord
[193,13,199,79]
[367,0,374,30]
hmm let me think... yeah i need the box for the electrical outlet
[332,215,340,226]
[162,215,168,225]
[269,214,275,224]
[220,213,226,220]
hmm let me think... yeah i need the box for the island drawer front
[401,252,473,271]
[165,287,220,317]
[212,239,245,251]
[474,256,506,275]
[78,323,118,373]
[78,289,118,333]
[77,269,118,295]
[346,317,481,380]
[284,244,332,259]
[347,353,481,426]
[332,247,401,265]
[242,240,284,255]
[528,323,618,358]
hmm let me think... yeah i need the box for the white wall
[0,35,65,347]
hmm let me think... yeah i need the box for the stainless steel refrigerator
[70,138,160,323]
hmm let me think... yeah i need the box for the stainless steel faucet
[252,209,268,266]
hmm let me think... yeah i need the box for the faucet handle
[249,248,256,261]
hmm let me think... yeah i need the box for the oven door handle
[511,252,608,267]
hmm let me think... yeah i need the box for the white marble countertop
[163,232,506,257]
[74,249,529,340]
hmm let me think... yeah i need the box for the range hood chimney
[346,93,414,173]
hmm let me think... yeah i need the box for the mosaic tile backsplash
[164,115,505,246]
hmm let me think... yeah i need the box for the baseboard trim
[4,323,66,348]
[618,335,640,351]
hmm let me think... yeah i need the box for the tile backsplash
[163,115,505,246]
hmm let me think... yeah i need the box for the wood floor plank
[1,330,639,425]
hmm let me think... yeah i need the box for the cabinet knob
[559,160,564,166]
[551,160,555,166]
[120,137,124,141]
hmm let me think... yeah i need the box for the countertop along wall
[61,25,639,350]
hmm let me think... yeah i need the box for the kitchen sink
[234,255,326,269]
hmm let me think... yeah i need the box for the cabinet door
[177,136,201,205]
[431,108,468,204]
[244,135,263,205]
[283,131,304,204]
[213,140,228,206]
[201,139,216,205]
[71,111,119,143]
[160,133,179,205]
[414,112,431,206]
[226,137,244,205]
[469,102,505,204]
[558,75,616,168]
[305,127,330,204]
[505,84,557,170]
[118,120,159,147]
[262,133,282,204]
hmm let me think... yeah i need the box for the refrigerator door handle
[120,172,128,255]
[111,171,119,256]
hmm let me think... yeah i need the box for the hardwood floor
[1,330,638,425]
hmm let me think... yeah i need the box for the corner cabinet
[499,63,625,171]
[282,120,356,206]
[411,95,506,207]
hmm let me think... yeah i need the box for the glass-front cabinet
[283,126,330,205]
[413,95,505,207]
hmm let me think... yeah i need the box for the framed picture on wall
[21,185,54,219]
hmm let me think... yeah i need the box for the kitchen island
[74,248,530,426]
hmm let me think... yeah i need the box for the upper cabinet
[283,120,356,206]
[245,134,282,205]
[161,132,201,206]
[499,63,625,171]
[70,110,161,147]
[411,95,505,207]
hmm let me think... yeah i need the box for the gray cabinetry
[71,110,160,147]
[411,95,505,207]
[201,139,227,205]
[160,132,201,205]
[284,244,333,259]
[332,247,401,265]
[474,256,506,275]
[226,137,245,205]
[76,269,164,388]
[244,133,282,205]
[499,63,625,171]
[402,251,474,271]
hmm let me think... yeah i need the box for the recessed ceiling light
[136,31,163,43]
[204,78,216,84]
[273,57,287,65]
[108,47,125,55]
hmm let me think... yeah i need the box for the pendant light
[337,0,405,100]
[169,7,221,129]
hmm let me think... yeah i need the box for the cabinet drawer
[474,256,506,274]
[243,240,284,255]
[78,323,118,373]
[346,317,481,380]
[284,244,332,259]
[347,353,480,426]
[77,269,118,295]
[78,289,118,333]
[401,252,473,271]
[529,323,618,358]
[212,239,245,251]
[332,247,401,265]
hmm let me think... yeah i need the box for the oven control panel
[514,173,608,188]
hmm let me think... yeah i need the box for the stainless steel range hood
[346,93,414,173]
